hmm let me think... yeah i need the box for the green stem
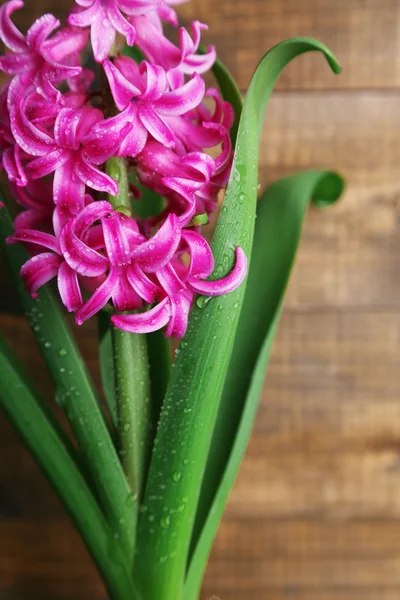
[107,156,132,214]
[0,334,136,600]
[112,326,151,502]
[0,201,135,565]
[106,157,152,513]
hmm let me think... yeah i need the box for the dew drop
[160,515,171,529]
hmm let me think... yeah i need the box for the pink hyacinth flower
[68,0,161,63]
[135,140,229,225]
[112,243,247,338]
[103,57,205,149]
[8,200,247,338]
[10,96,131,213]
[132,17,216,76]
[0,1,89,105]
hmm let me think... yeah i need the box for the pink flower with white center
[68,0,161,63]
[132,17,216,76]
[10,95,130,213]
[103,57,205,149]
[0,1,89,105]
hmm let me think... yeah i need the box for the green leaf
[0,201,135,562]
[185,169,345,598]
[97,312,118,429]
[133,184,164,219]
[0,334,137,600]
[133,38,341,600]
[147,328,171,433]
[112,326,151,504]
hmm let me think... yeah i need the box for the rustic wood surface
[1,0,400,598]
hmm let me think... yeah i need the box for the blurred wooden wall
[1,0,400,599]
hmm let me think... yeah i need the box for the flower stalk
[112,326,151,504]
[106,154,151,533]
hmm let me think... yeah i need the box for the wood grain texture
[1,0,400,599]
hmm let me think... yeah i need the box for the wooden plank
[258,91,400,310]
[255,310,400,440]
[1,1,399,599]
[0,522,106,600]
[200,588,400,600]
[180,0,400,92]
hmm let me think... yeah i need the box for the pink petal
[54,108,82,150]
[0,53,35,75]
[20,252,61,298]
[131,213,181,273]
[76,106,104,139]
[53,157,86,212]
[76,269,119,324]
[181,230,214,279]
[73,200,113,236]
[11,99,56,156]
[0,0,27,53]
[158,4,178,27]
[203,122,232,174]
[75,153,118,195]
[111,297,171,334]
[68,2,98,28]
[83,111,131,164]
[155,74,205,116]
[103,59,140,111]
[112,274,143,312]
[26,14,60,53]
[138,103,175,148]
[156,263,185,297]
[165,116,222,150]
[165,290,192,338]
[90,5,115,63]
[188,247,247,296]
[160,177,196,224]
[139,61,167,101]
[60,219,109,277]
[2,146,27,187]
[106,0,136,46]
[126,263,159,304]
[117,105,147,157]
[8,229,60,253]
[26,149,69,179]
[44,26,89,63]
[101,211,130,268]
[57,261,82,312]
[181,46,216,74]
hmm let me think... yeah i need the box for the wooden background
[1,0,400,598]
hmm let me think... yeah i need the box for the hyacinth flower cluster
[0,0,247,338]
